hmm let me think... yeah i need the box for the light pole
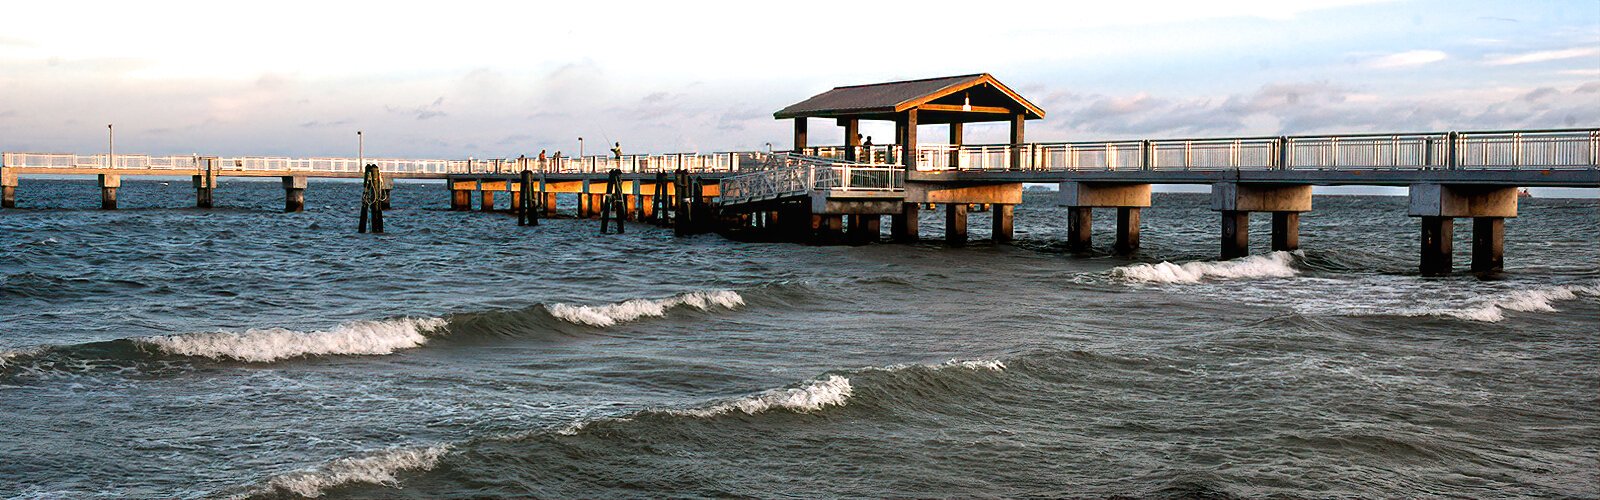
[357,130,364,170]
[578,137,584,158]
[107,124,114,169]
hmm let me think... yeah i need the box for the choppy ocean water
[1,178,1595,499]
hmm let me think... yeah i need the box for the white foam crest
[940,359,1008,371]
[1404,283,1600,322]
[546,290,744,327]
[671,375,852,418]
[138,317,447,363]
[1110,251,1300,284]
[256,444,450,498]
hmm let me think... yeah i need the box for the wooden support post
[793,118,808,153]
[601,169,624,234]
[1067,207,1092,252]
[1009,113,1025,168]
[945,202,967,246]
[1114,207,1140,255]
[993,204,1014,243]
[949,123,964,169]
[1421,216,1454,276]
[357,164,384,233]
[841,118,860,162]
[379,177,393,210]
[98,174,120,210]
[893,202,919,242]
[281,175,306,213]
[902,109,918,172]
[812,214,843,245]
[1271,212,1300,252]
[1472,217,1503,274]
[1221,210,1249,260]
[518,170,538,226]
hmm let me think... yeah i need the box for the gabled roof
[773,73,1044,122]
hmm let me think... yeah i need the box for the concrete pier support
[449,180,473,211]
[281,175,306,212]
[1420,216,1454,276]
[509,189,523,214]
[846,214,880,245]
[1270,212,1299,251]
[98,174,120,210]
[892,202,920,242]
[1212,183,1311,260]
[812,214,843,244]
[543,192,558,217]
[1472,217,1504,274]
[1066,207,1092,252]
[3,170,18,208]
[1059,182,1152,255]
[1115,207,1140,255]
[193,174,215,209]
[1220,211,1249,260]
[479,190,495,212]
[1409,183,1517,276]
[992,204,1014,243]
[945,203,968,245]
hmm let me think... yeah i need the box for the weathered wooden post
[600,168,624,234]
[193,158,216,209]
[518,169,538,226]
[358,164,384,233]
[674,169,690,236]
[98,174,120,210]
[2,169,18,208]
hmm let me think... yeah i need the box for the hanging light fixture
[962,92,972,112]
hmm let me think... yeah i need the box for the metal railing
[831,128,1598,172]
[718,154,904,205]
[0,151,754,176]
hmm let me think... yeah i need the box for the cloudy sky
[1,0,1596,159]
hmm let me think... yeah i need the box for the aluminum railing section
[718,154,905,205]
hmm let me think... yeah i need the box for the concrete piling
[945,203,967,245]
[993,204,1014,243]
[1115,207,1140,255]
[1420,216,1454,276]
[1472,217,1504,274]
[892,202,920,242]
[3,169,19,208]
[1270,212,1299,251]
[1220,211,1249,260]
[281,175,306,212]
[1066,207,1092,252]
[98,174,120,210]
[192,173,215,209]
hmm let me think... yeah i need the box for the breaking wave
[138,317,447,363]
[546,290,744,327]
[240,444,451,499]
[667,374,853,418]
[1110,251,1301,283]
[1400,283,1600,322]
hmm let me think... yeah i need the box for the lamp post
[107,124,114,169]
[578,137,584,159]
[357,130,364,171]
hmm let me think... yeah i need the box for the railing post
[1447,131,1460,169]
[1140,140,1152,170]
[1276,136,1290,170]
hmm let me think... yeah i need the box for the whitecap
[1401,283,1600,323]
[253,444,450,498]
[670,375,852,418]
[138,317,447,363]
[1110,251,1301,284]
[546,290,744,327]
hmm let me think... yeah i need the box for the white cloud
[1365,50,1448,69]
[1485,47,1600,65]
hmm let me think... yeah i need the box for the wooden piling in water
[357,164,384,233]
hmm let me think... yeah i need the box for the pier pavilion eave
[773,73,1044,124]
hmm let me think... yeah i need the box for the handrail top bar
[805,127,1600,150]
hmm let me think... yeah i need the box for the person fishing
[862,136,874,162]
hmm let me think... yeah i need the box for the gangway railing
[0,151,760,176]
[718,154,904,205]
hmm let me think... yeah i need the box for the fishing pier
[3,74,1597,276]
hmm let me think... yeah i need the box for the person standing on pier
[538,149,547,171]
[863,136,873,163]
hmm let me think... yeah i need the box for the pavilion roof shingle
[774,74,989,118]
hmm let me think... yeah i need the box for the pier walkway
[3,73,1597,276]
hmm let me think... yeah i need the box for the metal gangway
[717,154,904,206]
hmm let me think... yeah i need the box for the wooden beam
[903,109,918,170]
[917,103,1013,114]
[841,118,860,162]
[793,118,808,153]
